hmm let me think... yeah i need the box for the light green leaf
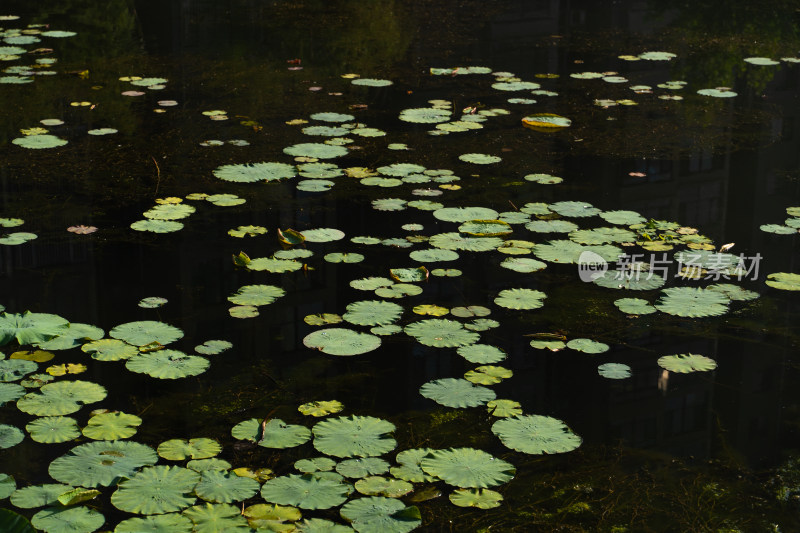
[312,415,396,458]
[194,471,260,503]
[491,415,582,454]
[157,438,221,460]
[49,440,158,488]
[109,320,183,346]
[419,378,495,408]
[26,416,80,443]
[303,328,381,356]
[111,465,199,514]
[657,353,717,373]
[126,351,209,379]
[260,474,351,510]
[82,412,142,440]
[420,448,514,488]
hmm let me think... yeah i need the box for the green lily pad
[657,353,717,373]
[157,438,221,460]
[313,415,396,458]
[182,503,250,532]
[26,416,80,443]
[304,328,382,356]
[228,285,286,306]
[17,380,107,416]
[246,257,303,273]
[143,204,195,220]
[566,338,609,354]
[524,219,579,233]
[49,440,158,488]
[404,319,479,348]
[419,378,495,408]
[0,232,38,245]
[111,465,199,514]
[456,344,506,364]
[295,457,337,473]
[0,382,24,405]
[10,484,73,509]
[324,252,365,264]
[614,298,657,315]
[389,449,437,483]
[494,288,546,310]
[697,88,737,98]
[352,78,393,87]
[399,107,451,124]
[0,312,70,347]
[433,207,499,222]
[81,339,138,361]
[420,448,514,488]
[377,164,426,177]
[654,287,730,317]
[130,219,183,233]
[0,424,24,449]
[284,143,348,159]
[35,323,105,351]
[302,228,346,242]
[311,112,355,122]
[598,363,631,379]
[766,272,800,291]
[459,153,501,164]
[295,518,354,532]
[569,227,636,245]
[491,415,582,454]
[408,249,459,262]
[593,270,666,291]
[31,506,105,533]
[194,471,260,503]
[187,459,232,472]
[548,201,601,218]
[194,340,232,355]
[0,473,15,500]
[355,477,413,498]
[12,135,67,149]
[343,301,403,326]
[464,365,512,385]
[600,210,646,225]
[336,458,390,479]
[231,418,311,449]
[0,359,38,382]
[260,474,351,510]
[449,488,503,509]
[109,320,183,346]
[372,198,407,211]
[299,400,344,417]
[82,412,142,440]
[339,497,421,533]
[533,240,623,264]
[126,351,209,379]
[500,257,547,273]
[486,399,523,418]
[114,514,193,533]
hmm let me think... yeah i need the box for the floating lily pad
[549,201,601,218]
[399,108,451,123]
[614,298,657,315]
[194,471,260,503]
[11,135,67,149]
[0,473,15,499]
[339,497,421,533]
[295,518,354,532]
[598,363,631,379]
[600,210,646,225]
[533,240,623,264]
[500,257,547,273]
[0,382,24,405]
[654,287,730,317]
[566,338,609,354]
[232,418,311,449]
[302,228,346,242]
[10,484,74,509]
[404,319,479,348]
[260,475,351,510]
[459,153,501,164]
[194,340,232,355]
[419,378,495,408]
[126,350,209,379]
[246,257,303,273]
[0,359,38,382]
[296,457,337,473]
[17,380,107,416]
[284,143,348,159]
[420,448,514,488]
[31,506,105,533]
[114,514,193,533]
[657,353,717,373]
[82,412,141,440]
[81,339,138,361]
[143,204,195,220]
[408,249,459,262]
[697,88,737,98]
[158,438,221,460]
[486,399,523,418]
[336,458,390,479]
[299,400,344,417]
[25,416,79,444]
[765,272,800,291]
[0,312,70,346]
[494,288,546,310]
[0,424,24,449]
[449,488,503,509]
[491,415,582,454]
[457,344,506,364]
[343,300,403,326]
[312,415,396,458]
[311,112,355,122]
[593,270,666,291]
[130,219,183,233]
[110,320,183,346]
[524,173,562,184]
[228,285,286,306]
[464,365,512,385]
[304,328,382,356]
[49,440,158,488]
[111,465,199,514]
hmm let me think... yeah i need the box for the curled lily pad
[304,328,381,356]
[404,319,479,348]
[420,448,514,488]
[231,418,311,449]
[49,440,158,488]
[126,350,209,379]
[158,438,221,460]
[491,415,582,454]
[111,465,199,514]
[260,474,351,510]
[109,320,183,346]
[419,378,495,408]
[657,353,717,373]
[0,312,70,346]
[313,415,396,458]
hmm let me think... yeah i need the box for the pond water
[1,0,800,531]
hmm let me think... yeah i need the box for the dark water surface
[2,0,800,531]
